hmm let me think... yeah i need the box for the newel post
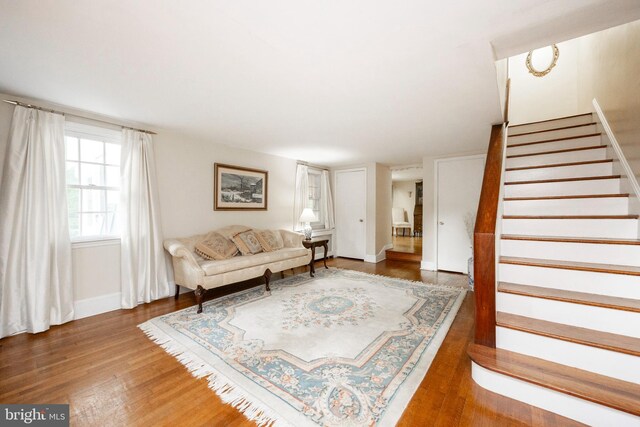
[473,124,505,348]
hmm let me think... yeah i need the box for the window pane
[66,162,79,185]
[81,213,105,236]
[105,166,119,188]
[68,213,81,238]
[82,189,105,212]
[106,190,119,212]
[65,137,79,161]
[105,212,119,235]
[105,143,120,165]
[67,187,80,213]
[80,139,104,163]
[80,163,104,186]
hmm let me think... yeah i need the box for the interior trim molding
[365,243,393,263]
[74,292,122,320]
[592,98,640,202]
[421,260,436,271]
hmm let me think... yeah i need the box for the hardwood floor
[0,259,581,426]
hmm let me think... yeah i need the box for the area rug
[139,268,465,426]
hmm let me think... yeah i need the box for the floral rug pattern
[141,268,465,427]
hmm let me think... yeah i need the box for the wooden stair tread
[468,343,640,416]
[507,145,605,159]
[503,215,638,219]
[507,122,596,138]
[505,175,620,185]
[498,282,640,313]
[501,234,640,246]
[509,113,593,129]
[505,159,612,171]
[507,133,601,148]
[496,312,640,357]
[504,193,629,201]
[500,256,640,276]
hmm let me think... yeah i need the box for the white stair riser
[504,178,619,197]
[496,327,640,384]
[506,147,606,168]
[472,363,638,427]
[507,134,601,155]
[502,218,638,239]
[508,124,597,144]
[497,293,640,338]
[503,197,629,216]
[505,161,612,181]
[500,239,640,266]
[499,263,640,299]
[509,114,594,135]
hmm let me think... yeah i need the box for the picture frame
[214,163,268,211]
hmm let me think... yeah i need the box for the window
[64,122,122,241]
[307,168,324,229]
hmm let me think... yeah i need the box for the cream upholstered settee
[164,225,311,313]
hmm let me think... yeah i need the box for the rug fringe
[331,267,468,291]
[138,322,293,427]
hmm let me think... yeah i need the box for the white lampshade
[299,208,317,223]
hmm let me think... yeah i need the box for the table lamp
[299,208,317,240]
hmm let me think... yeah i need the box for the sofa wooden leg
[174,284,180,300]
[264,269,272,292]
[195,285,205,314]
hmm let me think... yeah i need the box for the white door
[437,156,485,273]
[335,169,366,259]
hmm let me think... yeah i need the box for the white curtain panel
[293,164,309,231]
[0,106,74,338]
[120,129,170,309]
[320,170,335,230]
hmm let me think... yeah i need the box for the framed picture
[214,163,268,211]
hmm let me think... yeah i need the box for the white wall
[392,181,415,231]
[0,93,299,318]
[508,39,581,125]
[375,164,392,255]
[154,130,297,238]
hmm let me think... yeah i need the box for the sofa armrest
[164,239,203,273]
[280,230,305,248]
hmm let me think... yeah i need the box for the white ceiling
[392,166,423,182]
[1,1,639,167]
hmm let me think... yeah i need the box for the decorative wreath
[526,44,559,77]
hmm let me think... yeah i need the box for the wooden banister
[473,124,505,347]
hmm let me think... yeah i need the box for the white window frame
[64,121,122,244]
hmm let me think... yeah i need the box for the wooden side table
[302,237,329,277]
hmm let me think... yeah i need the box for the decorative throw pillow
[231,230,264,255]
[255,230,284,252]
[194,232,238,260]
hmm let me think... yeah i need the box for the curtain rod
[297,160,329,171]
[2,99,157,135]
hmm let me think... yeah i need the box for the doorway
[436,155,485,273]
[334,168,366,260]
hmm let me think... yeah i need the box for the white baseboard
[421,260,436,271]
[74,292,122,320]
[365,244,393,263]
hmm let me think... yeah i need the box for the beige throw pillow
[255,230,284,252]
[231,230,264,255]
[194,232,238,260]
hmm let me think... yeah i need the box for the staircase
[468,113,640,426]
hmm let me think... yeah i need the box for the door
[335,169,366,259]
[437,156,485,273]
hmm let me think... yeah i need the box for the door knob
[439,221,444,225]
[359,219,364,222]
